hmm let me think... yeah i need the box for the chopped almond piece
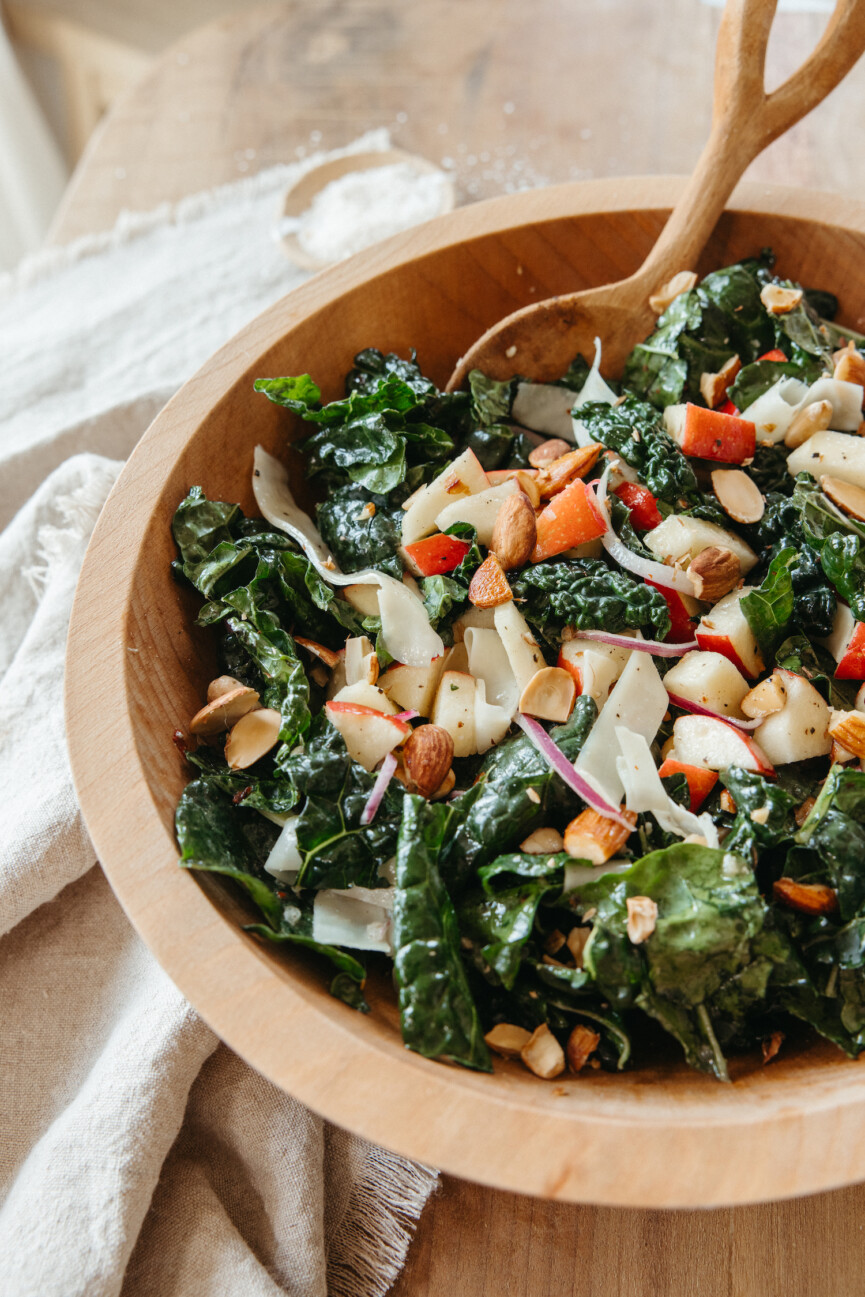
[520,1024,566,1079]
[762,1031,785,1065]
[225,707,282,770]
[784,399,833,450]
[536,444,602,499]
[519,666,576,723]
[700,355,741,409]
[545,929,567,956]
[430,769,456,800]
[294,636,341,669]
[468,554,513,609]
[566,1024,601,1073]
[563,807,637,864]
[760,283,803,315]
[773,877,839,917]
[566,926,591,968]
[207,674,245,702]
[485,1023,532,1058]
[626,896,658,944]
[190,685,260,736]
[522,827,565,855]
[649,270,697,314]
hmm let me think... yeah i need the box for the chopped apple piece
[378,656,446,717]
[663,650,750,719]
[325,701,411,770]
[333,680,400,714]
[557,639,629,710]
[435,480,518,546]
[754,670,831,765]
[341,583,381,617]
[402,533,471,577]
[431,670,477,757]
[672,715,775,775]
[825,602,865,680]
[645,514,757,575]
[401,448,489,544]
[787,432,865,489]
[664,403,756,462]
[531,478,607,561]
[696,588,764,679]
[657,759,718,812]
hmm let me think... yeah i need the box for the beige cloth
[0,137,441,1296]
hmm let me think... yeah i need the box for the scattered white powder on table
[280,162,452,263]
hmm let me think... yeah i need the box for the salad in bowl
[171,251,865,1084]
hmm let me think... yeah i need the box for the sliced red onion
[594,466,696,596]
[665,691,762,731]
[360,751,398,826]
[393,709,420,722]
[572,629,697,657]
[514,712,634,830]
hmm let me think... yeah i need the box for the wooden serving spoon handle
[447,0,865,390]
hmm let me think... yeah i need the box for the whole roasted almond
[821,474,865,523]
[760,283,803,315]
[711,468,764,525]
[784,399,833,449]
[773,877,838,917]
[403,724,454,798]
[649,270,697,315]
[468,553,513,608]
[685,546,741,602]
[191,685,260,736]
[566,1023,601,1073]
[492,492,537,570]
[536,444,602,499]
[529,438,571,468]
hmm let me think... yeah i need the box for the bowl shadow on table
[99,180,865,1205]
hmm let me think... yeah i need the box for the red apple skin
[556,650,583,692]
[647,580,697,644]
[836,620,865,680]
[325,701,410,732]
[658,759,718,812]
[614,482,662,530]
[756,349,788,363]
[403,533,470,577]
[674,715,777,777]
[679,404,757,463]
[695,629,757,681]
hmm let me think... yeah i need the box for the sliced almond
[719,789,737,814]
[773,877,838,917]
[344,635,378,687]
[520,1023,566,1080]
[762,1031,784,1065]
[468,554,513,609]
[626,895,658,944]
[520,826,565,855]
[649,270,697,315]
[700,355,741,409]
[784,399,833,449]
[833,343,865,387]
[685,546,741,602]
[828,709,865,759]
[566,926,591,968]
[529,438,572,469]
[519,667,576,723]
[207,674,246,702]
[513,469,542,509]
[492,492,537,570]
[566,1023,601,1073]
[545,929,567,955]
[402,723,455,798]
[225,707,282,769]
[294,636,341,669]
[794,796,816,828]
[536,444,602,499]
[760,283,803,315]
[741,673,787,719]
[485,1023,532,1059]
[711,469,765,525]
[820,474,865,523]
[190,685,260,736]
[564,806,637,864]
[430,768,456,800]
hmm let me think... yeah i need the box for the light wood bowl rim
[67,176,865,1207]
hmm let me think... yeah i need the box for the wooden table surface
[51,2,865,1292]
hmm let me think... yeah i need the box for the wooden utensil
[448,0,865,389]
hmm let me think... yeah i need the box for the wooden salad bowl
[66,177,865,1208]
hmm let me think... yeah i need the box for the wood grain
[66,180,865,1218]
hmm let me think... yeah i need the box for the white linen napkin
[0,133,440,1297]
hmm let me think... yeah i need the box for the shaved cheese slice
[563,859,633,890]
[312,888,394,954]
[740,377,808,444]
[493,601,545,692]
[614,727,719,850]
[474,676,513,753]
[573,650,668,805]
[264,816,302,881]
[253,446,443,666]
[512,382,577,439]
[464,626,519,714]
[571,337,618,447]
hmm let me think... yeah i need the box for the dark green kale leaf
[330,972,371,1012]
[345,348,436,400]
[510,558,671,644]
[745,442,792,496]
[221,584,311,750]
[184,745,299,818]
[468,369,515,426]
[393,794,492,1071]
[172,485,241,566]
[444,697,598,891]
[316,483,404,578]
[821,533,865,621]
[791,766,865,921]
[457,877,553,991]
[793,473,865,549]
[176,779,282,927]
[247,894,367,983]
[279,716,405,891]
[576,397,698,501]
[465,424,533,471]
[771,288,834,370]
[566,843,769,1081]
[740,546,796,661]
[728,359,816,411]
[720,767,797,861]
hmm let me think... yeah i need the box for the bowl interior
[69,179,865,1207]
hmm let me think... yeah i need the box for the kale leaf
[821,533,865,621]
[316,483,404,578]
[576,397,698,501]
[720,767,797,861]
[740,546,796,661]
[510,558,671,643]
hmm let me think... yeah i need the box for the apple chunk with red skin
[664,403,756,463]
[696,588,765,679]
[673,714,775,775]
[379,656,446,717]
[753,670,831,766]
[664,650,751,720]
[825,602,865,681]
[402,533,470,577]
[325,701,411,771]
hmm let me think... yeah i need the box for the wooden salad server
[447,0,865,390]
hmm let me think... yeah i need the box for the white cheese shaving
[312,888,394,954]
[253,446,443,666]
[571,337,618,447]
[511,382,577,439]
[573,649,668,805]
[613,726,720,849]
[264,816,302,882]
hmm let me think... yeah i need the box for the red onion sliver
[665,690,762,731]
[360,751,398,826]
[394,709,420,722]
[514,712,634,830]
[594,466,696,597]
[573,629,697,657]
